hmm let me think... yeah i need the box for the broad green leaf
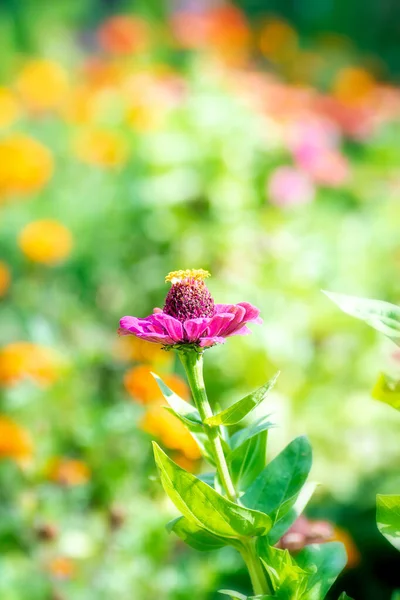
[167,516,227,551]
[229,416,275,450]
[338,594,354,600]
[152,372,215,463]
[204,372,280,426]
[296,542,347,600]
[228,418,271,493]
[391,591,400,600]
[377,494,400,550]
[323,291,400,346]
[372,373,400,411]
[268,482,318,545]
[153,443,272,538]
[242,437,312,523]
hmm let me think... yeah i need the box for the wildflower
[0,134,53,198]
[119,269,262,349]
[140,402,202,460]
[259,18,298,63]
[16,59,69,112]
[0,261,11,297]
[97,15,149,55]
[18,220,73,265]
[124,366,188,404]
[73,129,128,168]
[47,458,90,486]
[48,556,75,579]
[268,166,315,207]
[277,515,334,551]
[333,67,376,106]
[0,342,60,386]
[171,5,250,60]
[113,336,172,365]
[0,88,19,128]
[0,416,33,464]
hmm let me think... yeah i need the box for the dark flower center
[163,279,215,322]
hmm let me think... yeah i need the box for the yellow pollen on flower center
[165,269,211,284]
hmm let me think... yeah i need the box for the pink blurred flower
[296,149,350,187]
[268,166,315,207]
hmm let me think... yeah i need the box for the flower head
[119,269,262,349]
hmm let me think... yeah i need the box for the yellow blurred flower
[73,128,128,168]
[0,342,60,386]
[173,452,200,473]
[0,261,11,297]
[140,403,201,460]
[124,366,189,405]
[259,18,298,62]
[18,219,73,265]
[333,67,376,106]
[48,556,75,579]
[0,416,33,464]
[0,134,53,199]
[47,458,90,486]
[16,59,69,112]
[0,87,19,128]
[114,336,172,365]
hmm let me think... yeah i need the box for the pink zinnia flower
[119,269,262,348]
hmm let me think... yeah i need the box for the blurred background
[1,0,400,598]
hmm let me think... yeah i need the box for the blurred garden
[1,0,400,598]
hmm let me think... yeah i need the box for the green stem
[179,350,237,503]
[240,539,271,596]
[178,349,270,597]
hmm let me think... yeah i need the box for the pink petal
[184,318,210,342]
[150,313,184,343]
[206,313,235,337]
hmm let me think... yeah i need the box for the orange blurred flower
[0,134,53,199]
[0,88,19,128]
[0,342,60,386]
[97,15,149,55]
[171,5,250,60]
[16,59,69,112]
[333,67,376,106]
[124,366,189,404]
[18,219,73,265]
[73,128,128,168]
[114,336,172,365]
[173,452,200,472]
[0,416,33,464]
[47,458,90,486]
[331,526,361,569]
[140,403,201,460]
[48,556,75,579]
[0,261,11,297]
[259,18,298,63]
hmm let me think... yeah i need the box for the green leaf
[323,291,400,346]
[391,591,400,600]
[256,538,307,593]
[153,443,272,538]
[227,417,273,493]
[229,416,275,450]
[152,372,215,463]
[204,372,280,426]
[167,516,227,551]
[338,594,354,600]
[372,373,400,411]
[296,542,347,600]
[377,494,400,550]
[242,437,312,523]
[268,482,318,545]
[219,591,248,600]
[152,372,202,424]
